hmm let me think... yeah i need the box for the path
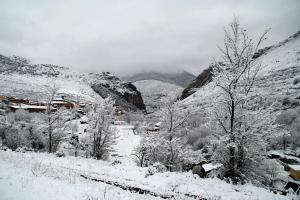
[111,125,141,166]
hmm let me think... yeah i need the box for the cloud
[0,0,299,75]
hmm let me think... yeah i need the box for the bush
[193,138,209,151]
[276,109,298,125]
[146,162,167,177]
[111,160,122,166]
[186,127,210,146]
[4,128,30,151]
[55,151,65,157]
[15,146,34,153]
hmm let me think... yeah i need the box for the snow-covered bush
[55,151,65,157]
[276,108,300,148]
[111,160,122,166]
[15,146,34,153]
[145,162,167,177]
[276,109,298,125]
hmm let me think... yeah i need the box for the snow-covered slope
[182,31,300,108]
[0,54,146,110]
[0,150,293,200]
[133,79,183,112]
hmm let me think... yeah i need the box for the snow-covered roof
[9,104,47,109]
[202,163,223,172]
[155,122,162,127]
[289,165,300,171]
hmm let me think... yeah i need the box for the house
[289,165,300,181]
[9,104,49,113]
[51,100,74,109]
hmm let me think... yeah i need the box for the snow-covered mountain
[123,70,196,87]
[133,79,183,112]
[181,30,300,113]
[0,54,146,111]
[181,31,300,101]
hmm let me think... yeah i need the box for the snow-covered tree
[211,18,271,183]
[87,97,116,160]
[43,85,72,153]
[150,95,192,171]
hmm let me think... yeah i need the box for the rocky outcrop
[181,66,213,99]
[91,79,146,111]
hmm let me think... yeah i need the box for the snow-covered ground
[0,150,295,200]
[110,125,141,166]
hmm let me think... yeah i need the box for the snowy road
[111,125,141,166]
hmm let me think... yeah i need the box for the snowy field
[0,123,296,200]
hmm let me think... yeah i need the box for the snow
[0,150,295,200]
[202,163,223,172]
[111,125,141,166]
[257,34,300,76]
[0,73,100,103]
[9,104,47,109]
[289,165,300,171]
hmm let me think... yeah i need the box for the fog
[0,0,299,75]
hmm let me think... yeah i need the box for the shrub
[276,109,298,125]
[146,162,167,177]
[55,151,65,157]
[193,138,209,150]
[186,127,210,146]
[111,160,122,166]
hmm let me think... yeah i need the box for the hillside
[181,30,300,128]
[0,55,146,111]
[181,30,300,101]
[123,70,196,87]
[133,80,183,112]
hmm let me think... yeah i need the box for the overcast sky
[0,0,299,76]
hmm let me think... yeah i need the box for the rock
[91,80,146,111]
[181,66,213,99]
[192,165,205,178]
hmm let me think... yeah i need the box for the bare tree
[160,95,192,171]
[44,85,69,153]
[212,18,270,182]
[87,97,116,160]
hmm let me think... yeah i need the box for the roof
[9,104,47,109]
[289,165,300,171]
[202,163,223,172]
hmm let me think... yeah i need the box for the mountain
[181,30,300,100]
[0,55,146,111]
[133,80,183,113]
[181,30,300,111]
[123,70,196,87]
